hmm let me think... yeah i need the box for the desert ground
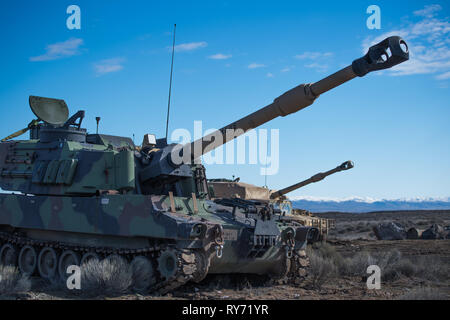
[1,210,449,300]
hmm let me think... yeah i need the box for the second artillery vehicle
[0,36,408,292]
[209,161,354,239]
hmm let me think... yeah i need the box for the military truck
[0,36,408,292]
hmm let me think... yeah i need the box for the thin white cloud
[174,41,207,52]
[94,58,125,76]
[208,53,232,60]
[413,4,442,18]
[436,71,450,80]
[266,72,274,78]
[362,6,450,79]
[30,38,84,61]
[304,63,328,72]
[294,52,333,60]
[294,52,332,72]
[248,63,266,69]
[281,67,291,72]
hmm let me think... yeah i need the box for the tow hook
[285,229,295,258]
[285,246,293,258]
[215,244,223,258]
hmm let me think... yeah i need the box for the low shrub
[0,265,31,296]
[413,256,449,282]
[80,255,133,297]
[307,243,448,287]
[307,249,337,289]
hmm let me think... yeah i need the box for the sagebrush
[0,265,31,296]
[307,242,448,287]
[79,255,133,297]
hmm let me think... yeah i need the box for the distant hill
[291,197,450,213]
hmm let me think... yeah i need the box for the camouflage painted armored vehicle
[209,161,354,239]
[0,36,408,292]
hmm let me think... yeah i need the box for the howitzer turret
[270,161,354,199]
[0,35,409,292]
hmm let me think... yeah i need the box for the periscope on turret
[0,36,409,292]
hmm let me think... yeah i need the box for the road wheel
[0,244,18,266]
[18,245,37,275]
[80,252,100,266]
[38,247,58,279]
[157,249,178,280]
[58,250,80,280]
[131,256,155,292]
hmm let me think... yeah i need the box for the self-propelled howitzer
[208,161,354,202]
[208,161,354,239]
[0,36,408,292]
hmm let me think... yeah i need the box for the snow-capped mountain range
[290,196,450,213]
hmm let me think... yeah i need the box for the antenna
[95,117,101,134]
[165,23,177,140]
[264,133,268,188]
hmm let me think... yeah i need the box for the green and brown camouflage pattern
[0,136,135,196]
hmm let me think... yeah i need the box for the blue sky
[0,0,449,200]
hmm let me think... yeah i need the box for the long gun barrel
[185,36,408,160]
[270,161,354,199]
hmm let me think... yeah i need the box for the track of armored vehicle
[0,230,204,293]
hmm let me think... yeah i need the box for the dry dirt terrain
[317,209,450,241]
[1,210,449,300]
